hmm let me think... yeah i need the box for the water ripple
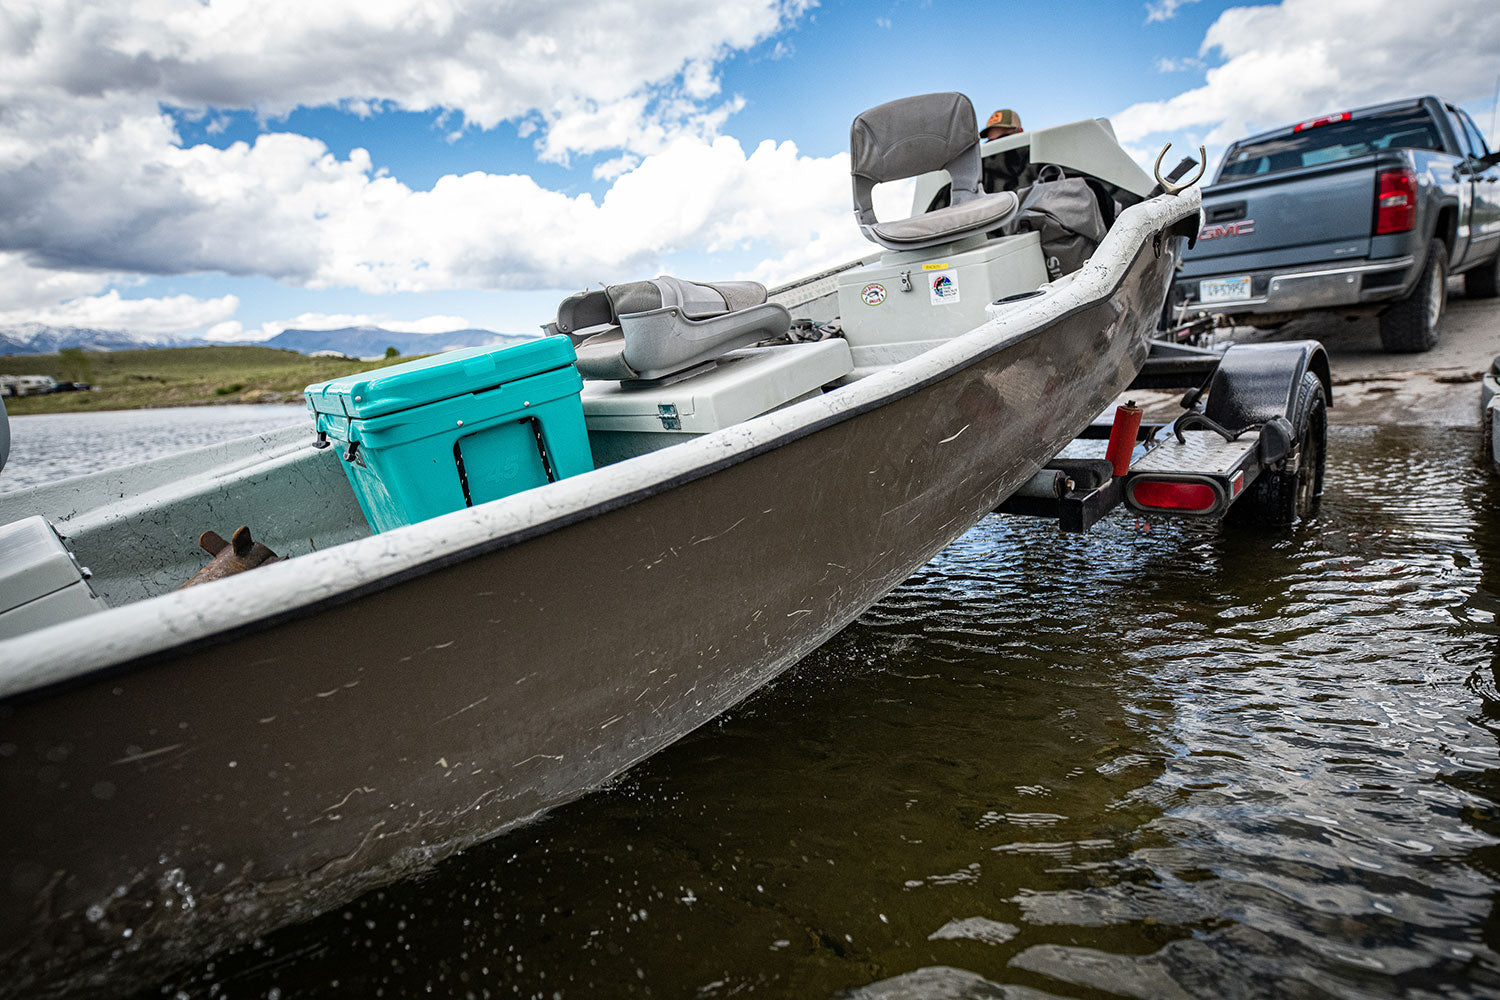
[142,425,1500,999]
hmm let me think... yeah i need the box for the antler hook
[1153,143,1206,195]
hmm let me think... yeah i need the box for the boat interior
[0,92,1160,641]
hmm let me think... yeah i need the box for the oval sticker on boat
[861,283,887,306]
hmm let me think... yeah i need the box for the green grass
[0,346,420,414]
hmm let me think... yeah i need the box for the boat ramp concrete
[1230,280,1498,429]
[1126,282,1498,431]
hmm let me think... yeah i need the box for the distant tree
[57,347,92,384]
[384,346,400,359]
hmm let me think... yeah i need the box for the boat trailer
[1000,337,1332,530]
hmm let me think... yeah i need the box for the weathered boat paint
[0,190,1199,998]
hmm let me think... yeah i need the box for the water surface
[0,405,307,493]
[127,425,1500,999]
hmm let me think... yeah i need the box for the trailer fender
[1203,340,1332,431]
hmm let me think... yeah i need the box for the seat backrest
[850,92,983,233]
[565,277,788,383]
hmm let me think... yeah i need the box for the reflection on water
[0,405,307,493]
[121,425,1500,997]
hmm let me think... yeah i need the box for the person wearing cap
[981,109,1022,141]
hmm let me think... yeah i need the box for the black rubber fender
[1203,340,1332,430]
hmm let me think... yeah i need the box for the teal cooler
[305,337,593,533]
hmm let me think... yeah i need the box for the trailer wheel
[1378,239,1446,352]
[1234,371,1326,526]
[1465,249,1500,299]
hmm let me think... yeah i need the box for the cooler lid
[305,336,577,419]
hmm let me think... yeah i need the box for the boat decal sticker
[861,282,887,306]
[930,272,960,305]
[922,262,949,270]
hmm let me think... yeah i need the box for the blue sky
[1,0,1496,340]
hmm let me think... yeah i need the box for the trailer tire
[1465,248,1500,299]
[1378,239,1446,353]
[1233,371,1326,526]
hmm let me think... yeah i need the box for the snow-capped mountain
[0,324,535,357]
[0,324,209,355]
[262,326,532,356]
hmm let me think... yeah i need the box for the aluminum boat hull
[0,192,1198,997]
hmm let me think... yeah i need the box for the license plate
[1199,275,1252,304]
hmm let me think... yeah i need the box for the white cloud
[0,253,120,311]
[534,92,747,164]
[0,0,812,191]
[1116,0,1500,153]
[203,321,246,342]
[744,177,912,288]
[593,154,641,181]
[1145,0,1200,22]
[1154,56,1204,73]
[680,61,722,102]
[0,0,812,131]
[0,290,238,335]
[0,0,890,325]
[0,95,868,300]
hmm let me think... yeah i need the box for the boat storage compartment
[580,340,853,465]
[836,231,1046,379]
[305,337,593,533]
[0,516,106,640]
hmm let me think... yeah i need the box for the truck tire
[1232,371,1326,527]
[1465,248,1500,299]
[1378,239,1446,352]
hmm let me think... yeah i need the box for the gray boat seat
[851,92,1020,252]
[552,277,791,382]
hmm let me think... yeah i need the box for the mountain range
[0,323,207,355]
[0,323,534,358]
[262,326,531,356]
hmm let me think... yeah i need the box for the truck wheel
[1378,239,1446,352]
[1232,371,1326,526]
[1465,249,1500,299]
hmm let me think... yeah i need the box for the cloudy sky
[1,0,1497,341]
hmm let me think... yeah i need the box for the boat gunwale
[0,189,1200,702]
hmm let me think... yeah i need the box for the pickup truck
[1173,96,1500,352]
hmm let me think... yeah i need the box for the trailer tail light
[1127,477,1224,515]
[1292,112,1351,132]
[1375,168,1416,235]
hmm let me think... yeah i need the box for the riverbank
[0,346,412,414]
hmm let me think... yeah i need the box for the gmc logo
[1199,220,1255,240]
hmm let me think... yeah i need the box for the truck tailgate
[1184,158,1379,276]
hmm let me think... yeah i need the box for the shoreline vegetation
[0,346,417,415]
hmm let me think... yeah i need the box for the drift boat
[0,93,1200,996]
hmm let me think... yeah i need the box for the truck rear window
[1218,109,1442,181]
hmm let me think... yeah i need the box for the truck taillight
[1293,112,1351,132]
[1375,169,1416,235]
